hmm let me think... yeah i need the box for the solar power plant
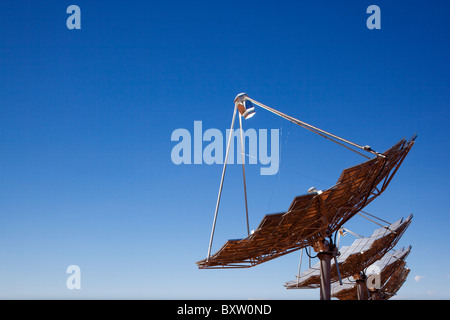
[284,215,412,289]
[197,137,415,269]
[331,246,411,300]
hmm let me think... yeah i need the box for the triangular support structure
[206,104,251,261]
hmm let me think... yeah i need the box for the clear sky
[0,1,448,299]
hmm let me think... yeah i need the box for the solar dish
[284,215,412,289]
[379,264,411,299]
[331,246,411,300]
[197,137,415,269]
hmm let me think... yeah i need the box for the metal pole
[334,255,343,286]
[206,106,238,260]
[318,252,332,300]
[356,212,397,235]
[356,274,368,300]
[296,248,304,286]
[246,97,383,159]
[239,113,250,236]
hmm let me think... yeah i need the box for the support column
[369,288,380,300]
[314,238,338,300]
[318,251,333,300]
[355,273,368,300]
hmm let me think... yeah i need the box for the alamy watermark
[66,5,81,30]
[366,5,381,30]
[170,121,280,175]
[66,265,81,290]
[366,265,381,290]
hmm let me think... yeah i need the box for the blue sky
[0,1,448,299]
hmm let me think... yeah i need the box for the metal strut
[206,106,238,261]
[296,248,304,286]
[245,96,385,159]
[239,113,250,236]
[356,211,397,235]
